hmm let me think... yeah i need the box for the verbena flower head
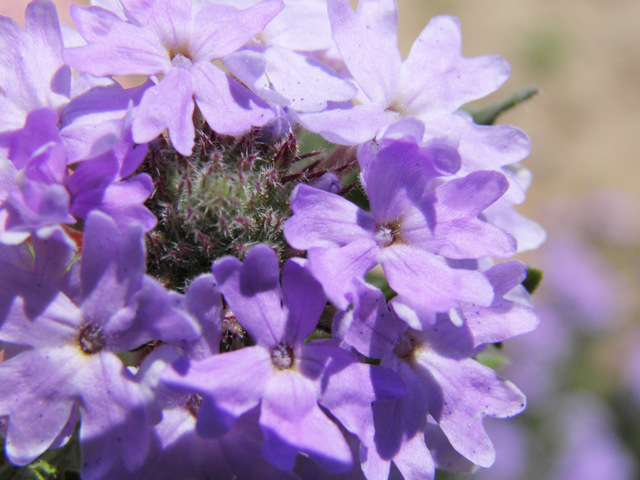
[0,0,545,477]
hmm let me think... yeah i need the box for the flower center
[270,343,294,370]
[187,394,203,418]
[374,220,401,248]
[78,324,105,355]
[170,52,193,69]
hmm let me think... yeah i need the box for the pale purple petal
[327,0,401,106]
[260,370,353,473]
[392,431,435,480]
[0,108,61,170]
[483,197,547,253]
[119,0,191,48]
[80,211,145,324]
[262,46,357,113]
[306,343,407,447]
[65,5,171,76]
[295,101,390,145]
[133,67,195,155]
[104,276,201,351]
[192,0,284,62]
[76,351,150,478]
[184,274,224,359]
[281,258,327,344]
[381,245,494,312]
[285,183,376,250]
[211,245,285,346]
[463,261,539,347]
[417,348,526,467]
[424,421,476,474]
[261,0,333,51]
[307,240,380,310]
[334,279,402,358]
[59,81,150,164]
[161,346,273,436]
[403,171,517,259]
[0,348,79,465]
[222,49,288,106]
[421,114,531,203]
[0,283,80,349]
[192,61,275,135]
[398,16,509,113]
[361,139,457,221]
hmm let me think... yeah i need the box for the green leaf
[463,86,538,126]
[522,266,543,294]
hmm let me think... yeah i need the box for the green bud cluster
[139,123,326,291]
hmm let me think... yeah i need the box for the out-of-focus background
[2,0,640,478]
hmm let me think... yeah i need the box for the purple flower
[100,347,299,480]
[0,211,199,479]
[284,136,516,312]
[64,0,285,155]
[162,244,405,473]
[371,316,526,471]
[0,0,70,132]
[0,108,156,243]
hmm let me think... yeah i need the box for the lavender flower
[0,211,199,479]
[64,0,284,155]
[284,134,516,313]
[162,244,406,473]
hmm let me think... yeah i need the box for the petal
[421,114,531,203]
[192,0,284,61]
[392,431,435,480]
[417,351,526,467]
[59,81,150,164]
[76,352,150,478]
[161,346,272,437]
[191,61,275,135]
[398,16,509,114]
[80,211,145,324]
[0,348,79,466]
[263,46,357,113]
[184,274,224,359]
[463,261,539,347]
[64,4,171,76]
[281,258,327,345]
[308,344,407,447]
[104,276,201,351]
[307,240,380,310]
[334,279,402,358]
[0,283,80,349]
[405,171,517,259]
[424,421,476,474]
[285,183,376,250]
[482,197,547,253]
[119,0,191,48]
[132,68,195,156]
[327,0,401,106]
[211,245,285,346]
[295,101,390,145]
[361,138,454,222]
[0,108,61,170]
[261,370,353,473]
[381,245,494,312]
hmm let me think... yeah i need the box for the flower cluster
[0,0,543,479]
